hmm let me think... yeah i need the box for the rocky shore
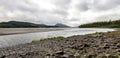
[0,30,120,58]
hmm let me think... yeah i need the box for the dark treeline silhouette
[79,20,120,28]
[0,21,69,28]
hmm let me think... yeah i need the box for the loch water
[0,28,115,47]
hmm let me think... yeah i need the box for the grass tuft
[32,36,64,42]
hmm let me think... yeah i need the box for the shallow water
[0,28,115,47]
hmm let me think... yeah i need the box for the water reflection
[0,28,115,47]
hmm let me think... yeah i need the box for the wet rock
[83,44,90,47]
[92,33,105,38]
[0,55,6,58]
[101,56,107,58]
[45,54,51,58]
[61,55,69,58]
[55,51,64,55]
[87,54,96,58]
[103,46,110,49]
[74,53,80,58]
[108,55,119,58]
[116,43,120,48]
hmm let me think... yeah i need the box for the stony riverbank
[0,30,120,58]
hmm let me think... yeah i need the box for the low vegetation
[79,20,120,28]
[32,36,64,42]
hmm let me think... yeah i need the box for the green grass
[76,54,119,58]
[32,36,64,42]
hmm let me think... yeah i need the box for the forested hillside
[79,20,120,28]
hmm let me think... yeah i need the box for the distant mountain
[0,21,70,28]
[79,19,120,28]
[55,23,70,27]
[0,21,47,28]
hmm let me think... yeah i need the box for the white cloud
[0,0,120,27]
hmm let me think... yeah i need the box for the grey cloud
[53,0,71,9]
[92,0,120,11]
[0,0,120,27]
[0,0,40,13]
[74,0,89,11]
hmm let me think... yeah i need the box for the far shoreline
[0,28,65,36]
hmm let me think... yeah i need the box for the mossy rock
[101,56,107,58]
[87,55,97,58]
[108,55,119,58]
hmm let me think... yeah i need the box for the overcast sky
[0,0,120,27]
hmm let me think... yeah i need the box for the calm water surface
[0,28,115,47]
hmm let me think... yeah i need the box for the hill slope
[79,20,120,28]
[55,23,70,27]
[0,21,48,28]
[0,21,70,28]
